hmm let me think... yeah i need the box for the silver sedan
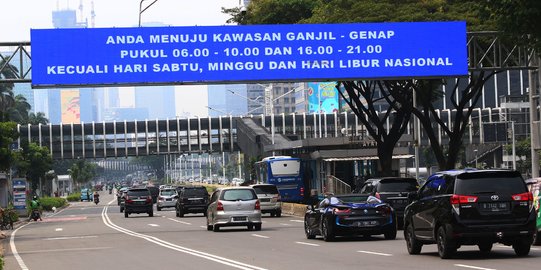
[206,187,262,232]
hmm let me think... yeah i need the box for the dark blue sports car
[304,194,397,241]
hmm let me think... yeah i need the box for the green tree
[69,159,97,188]
[13,142,53,193]
[223,0,316,25]
[479,0,541,53]
[8,95,31,124]
[130,155,164,179]
[27,112,49,125]
[0,121,19,172]
[0,59,17,122]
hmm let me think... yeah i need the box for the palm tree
[8,94,31,124]
[27,112,49,125]
[0,58,18,122]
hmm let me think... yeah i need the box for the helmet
[33,195,38,200]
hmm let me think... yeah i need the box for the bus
[254,156,305,203]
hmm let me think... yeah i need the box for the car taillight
[125,196,133,203]
[333,208,351,214]
[450,194,478,205]
[376,206,391,216]
[375,192,381,199]
[511,192,533,202]
[217,201,224,211]
[158,196,164,201]
[255,200,261,210]
[300,187,304,197]
[146,196,152,203]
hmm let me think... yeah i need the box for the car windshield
[377,180,418,192]
[252,185,278,194]
[222,189,256,201]
[183,188,208,197]
[160,189,176,196]
[334,195,380,204]
[128,190,150,197]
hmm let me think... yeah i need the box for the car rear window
[456,175,527,194]
[222,189,257,201]
[377,180,418,192]
[183,188,208,197]
[336,195,370,203]
[160,189,176,196]
[252,185,279,194]
[128,189,150,196]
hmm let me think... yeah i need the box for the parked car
[80,188,93,201]
[404,169,536,259]
[124,188,154,218]
[175,186,209,217]
[356,177,419,228]
[304,194,397,241]
[250,184,282,217]
[525,177,541,245]
[206,187,262,232]
[157,188,177,211]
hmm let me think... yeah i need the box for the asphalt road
[4,191,541,270]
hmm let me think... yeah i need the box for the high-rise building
[266,83,296,115]
[134,86,176,120]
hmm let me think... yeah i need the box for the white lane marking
[279,223,291,226]
[495,245,540,251]
[252,234,270,239]
[295,241,320,247]
[102,204,267,270]
[357,250,393,256]
[19,247,112,254]
[148,224,160,227]
[289,220,303,223]
[55,228,63,231]
[44,235,98,241]
[454,264,496,270]
[168,218,192,225]
[10,223,30,270]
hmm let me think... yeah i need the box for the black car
[124,188,154,218]
[304,194,397,241]
[175,186,209,217]
[357,177,419,228]
[404,169,536,259]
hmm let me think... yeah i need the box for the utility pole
[529,56,540,177]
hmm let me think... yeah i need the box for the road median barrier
[281,202,307,217]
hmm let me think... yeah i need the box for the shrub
[39,197,67,211]
[67,193,81,202]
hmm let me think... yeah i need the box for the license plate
[354,220,379,227]
[392,199,406,205]
[233,216,247,221]
[166,198,172,201]
[481,202,509,211]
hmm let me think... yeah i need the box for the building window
[284,97,290,104]
[284,107,290,113]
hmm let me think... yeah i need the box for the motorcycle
[94,196,100,205]
[31,209,41,221]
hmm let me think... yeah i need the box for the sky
[0,0,240,117]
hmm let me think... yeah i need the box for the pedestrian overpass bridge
[17,107,511,162]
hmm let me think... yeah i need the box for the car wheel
[248,225,254,230]
[304,218,316,239]
[405,223,422,255]
[513,238,531,256]
[207,224,213,231]
[270,212,275,217]
[175,208,180,217]
[120,207,124,213]
[533,231,541,246]
[157,207,161,211]
[149,211,154,217]
[124,211,128,218]
[254,224,262,231]
[478,242,493,254]
[436,226,456,259]
[384,227,397,240]
[321,217,335,242]
[178,208,184,217]
[213,224,220,232]
[276,210,282,217]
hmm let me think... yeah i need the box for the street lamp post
[474,149,478,168]
[138,0,158,27]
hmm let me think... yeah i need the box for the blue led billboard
[30,21,467,88]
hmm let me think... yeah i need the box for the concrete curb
[281,203,307,218]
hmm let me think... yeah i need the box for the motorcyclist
[93,191,100,204]
[29,195,42,221]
